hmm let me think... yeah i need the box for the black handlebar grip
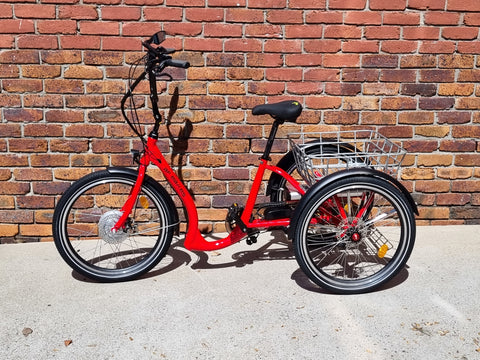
[165,59,190,69]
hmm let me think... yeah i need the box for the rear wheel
[52,170,178,282]
[291,175,415,294]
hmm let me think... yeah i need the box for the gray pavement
[1,225,480,359]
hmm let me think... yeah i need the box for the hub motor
[98,210,129,244]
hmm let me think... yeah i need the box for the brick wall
[1,0,480,242]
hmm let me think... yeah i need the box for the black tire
[291,175,415,294]
[268,142,359,203]
[52,170,178,282]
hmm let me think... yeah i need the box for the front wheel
[52,169,178,282]
[291,175,416,294]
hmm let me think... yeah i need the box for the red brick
[24,94,62,108]
[264,40,302,53]
[465,13,480,26]
[400,55,437,68]
[0,4,12,18]
[37,20,77,34]
[248,82,285,95]
[17,35,58,50]
[2,79,42,93]
[266,68,303,81]
[4,108,43,122]
[285,25,324,39]
[24,124,63,137]
[102,37,141,51]
[324,25,362,39]
[144,7,182,21]
[329,0,366,9]
[425,12,460,25]
[382,40,418,54]
[204,24,243,38]
[370,0,406,10]
[285,54,323,67]
[403,27,439,40]
[304,39,341,53]
[442,27,478,40]
[0,210,33,224]
[343,40,379,53]
[304,68,340,81]
[228,68,264,80]
[439,54,475,68]
[365,26,401,40]
[14,4,56,19]
[41,50,82,65]
[166,0,204,6]
[184,38,223,52]
[408,0,445,10]
[65,125,104,140]
[267,10,303,24]
[249,0,287,8]
[226,9,264,23]
[440,140,476,152]
[380,70,416,82]
[344,11,381,25]
[306,10,343,24]
[362,55,398,68]
[324,111,359,124]
[447,0,480,11]
[343,69,379,82]
[208,0,246,6]
[0,35,14,48]
[101,6,141,20]
[0,20,34,34]
[0,124,21,137]
[289,0,325,8]
[384,12,420,25]
[45,79,84,94]
[437,193,471,205]
[186,8,224,22]
[323,54,360,68]
[22,65,62,78]
[419,41,456,54]
[58,5,98,20]
[9,139,47,153]
[225,39,263,52]
[80,21,120,35]
[60,36,101,50]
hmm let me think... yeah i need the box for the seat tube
[241,159,268,224]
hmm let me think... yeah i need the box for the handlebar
[164,59,190,69]
[121,32,190,141]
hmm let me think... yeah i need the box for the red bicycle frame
[113,135,306,251]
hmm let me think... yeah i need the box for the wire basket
[288,130,406,186]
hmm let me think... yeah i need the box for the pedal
[246,234,258,245]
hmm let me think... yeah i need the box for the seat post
[261,119,282,161]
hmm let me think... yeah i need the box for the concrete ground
[1,225,480,359]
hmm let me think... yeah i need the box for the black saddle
[252,100,302,123]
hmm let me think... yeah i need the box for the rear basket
[288,130,406,186]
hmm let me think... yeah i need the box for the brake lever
[154,71,173,81]
[157,47,176,55]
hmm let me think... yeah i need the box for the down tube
[148,146,247,251]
